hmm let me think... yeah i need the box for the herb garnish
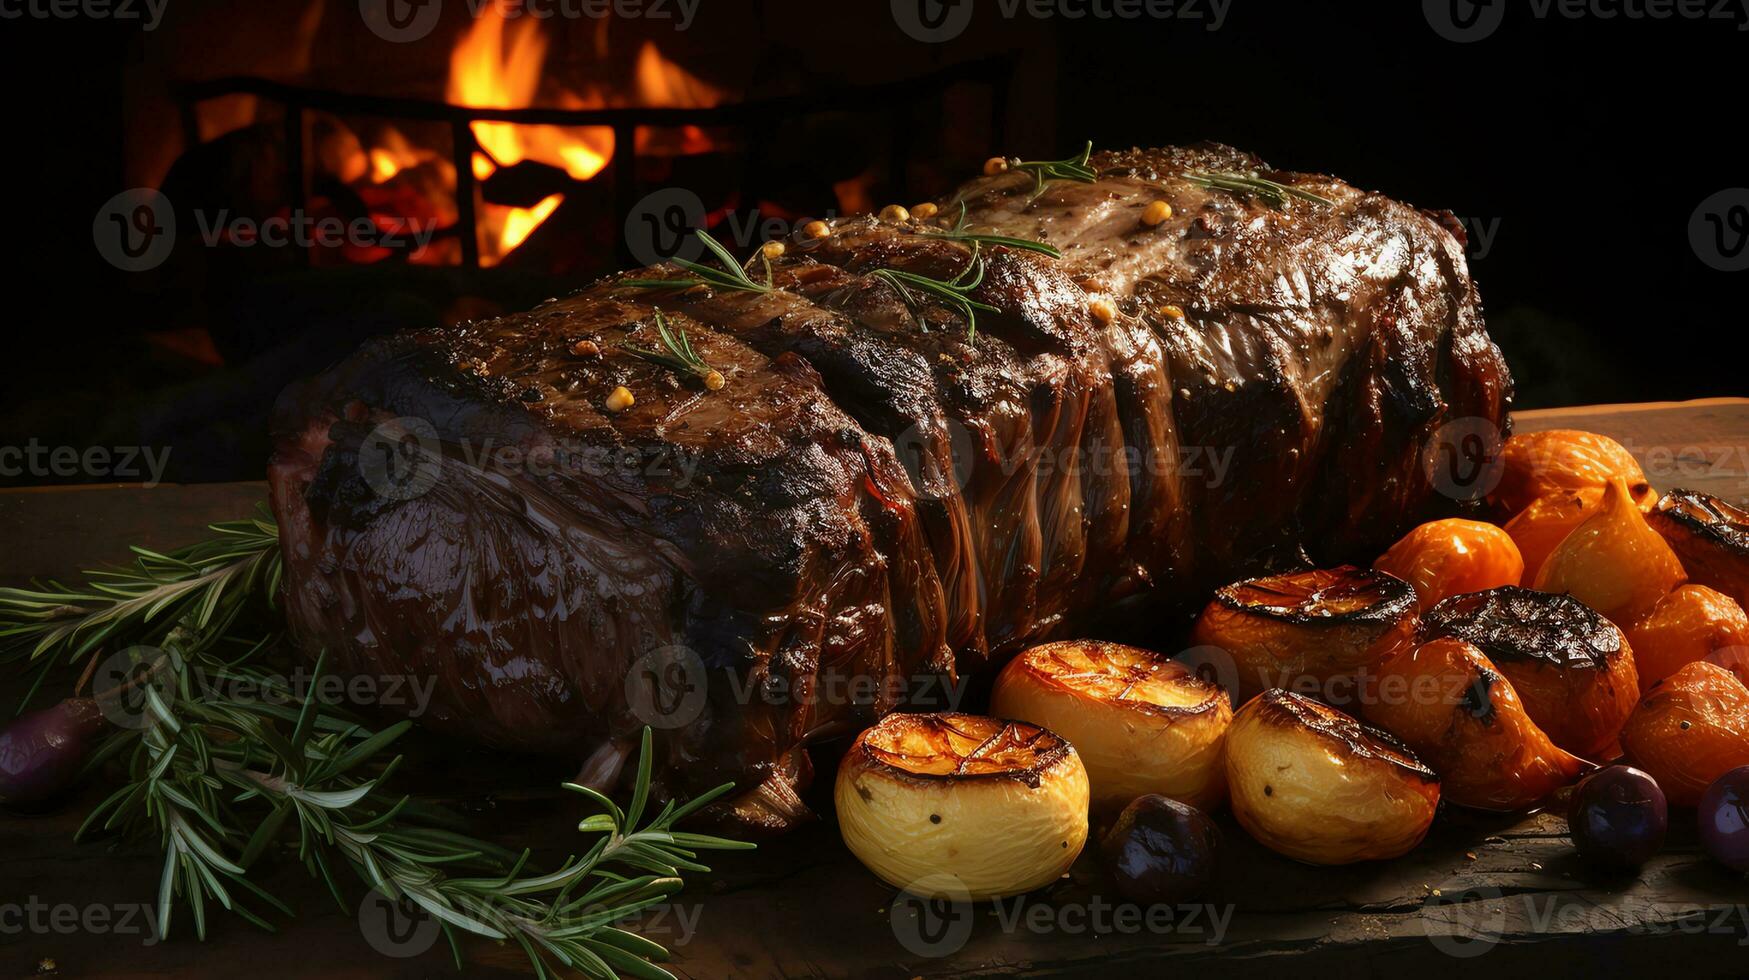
[1011,141,1098,192]
[1184,170,1336,208]
[867,243,999,343]
[620,230,773,295]
[3,514,753,979]
[620,310,726,391]
[919,202,1062,259]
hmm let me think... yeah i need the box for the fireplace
[38,0,1056,484]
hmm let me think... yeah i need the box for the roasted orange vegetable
[1491,429,1655,518]
[1533,478,1685,624]
[1189,567,1418,704]
[1422,587,1638,761]
[1624,585,1749,695]
[1224,690,1439,865]
[1503,488,1602,586]
[1374,518,1524,610]
[1648,489,1749,609]
[1621,662,1749,807]
[1362,637,1591,811]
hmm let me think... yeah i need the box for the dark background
[2,1,1743,484]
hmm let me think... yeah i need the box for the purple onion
[1699,766,1749,874]
[0,698,108,808]
[1567,765,1668,869]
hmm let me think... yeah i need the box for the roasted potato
[835,713,1089,899]
[1224,690,1439,865]
[992,640,1231,811]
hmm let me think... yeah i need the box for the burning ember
[327,5,726,266]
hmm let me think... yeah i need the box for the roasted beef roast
[268,145,1510,829]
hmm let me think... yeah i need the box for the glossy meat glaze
[269,145,1510,825]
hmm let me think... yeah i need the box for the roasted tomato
[1224,690,1440,865]
[1648,489,1749,609]
[1189,567,1418,703]
[1374,518,1525,610]
[1624,585,1749,695]
[1362,637,1591,811]
[991,641,1231,811]
[1621,662,1749,807]
[835,713,1089,899]
[1490,429,1655,518]
[1421,587,1638,761]
[1533,478,1686,624]
[1504,488,1603,586]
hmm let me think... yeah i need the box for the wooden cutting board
[4,398,1748,979]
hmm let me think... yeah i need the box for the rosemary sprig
[0,505,282,713]
[1184,170,1336,208]
[79,639,752,980]
[867,243,999,343]
[918,201,1062,259]
[619,310,726,391]
[1010,141,1098,192]
[620,230,772,295]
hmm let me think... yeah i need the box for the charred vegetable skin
[1649,489,1749,609]
[1363,637,1590,812]
[1190,567,1418,703]
[1224,690,1440,865]
[268,144,1510,823]
[1420,587,1638,761]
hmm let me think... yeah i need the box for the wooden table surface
[5,399,1749,979]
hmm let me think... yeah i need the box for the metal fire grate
[173,56,1013,269]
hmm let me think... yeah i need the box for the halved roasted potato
[1224,690,1439,865]
[835,712,1089,900]
[1421,587,1638,761]
[1533,477,1686,624]
[1648,489,1749,609]
[1189,566,1418,703]
[991,640,1231,811]
[1490,429,1655,518]
[1621,662,1749,807]
[1362,637,1591,811]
